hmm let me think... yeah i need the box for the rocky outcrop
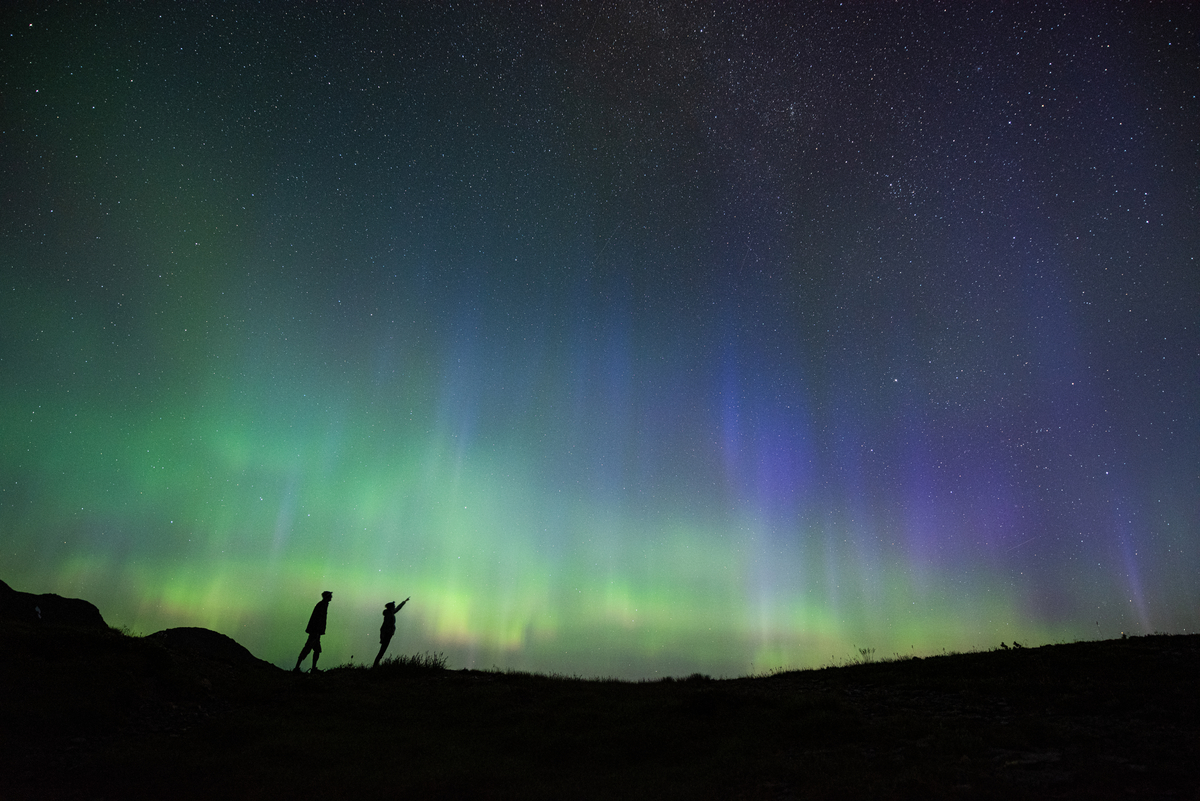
[0,579,108,628]
[148,626,277,669]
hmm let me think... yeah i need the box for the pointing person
[373,597,409,668]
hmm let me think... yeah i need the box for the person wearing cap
[373,596,409,668]
[294,590,333,673]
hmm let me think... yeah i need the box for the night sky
[2,2,1196,678]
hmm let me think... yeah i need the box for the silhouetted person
[373,597,409,668]
[294,590,332,673]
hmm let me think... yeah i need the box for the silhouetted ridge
[148,626,275,668]
[0,578,107,628]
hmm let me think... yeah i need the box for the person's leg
[310,637,322,671]
[373,632,393,667]
[295,642,312,671]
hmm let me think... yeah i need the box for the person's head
[322,590,333,602]
[385,601,395,610]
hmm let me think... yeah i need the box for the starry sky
[2,2,1197,678]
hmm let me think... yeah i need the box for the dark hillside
[1,578,107,628]
[2,595,1196,799]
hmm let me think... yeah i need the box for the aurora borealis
[2,2,1197,678]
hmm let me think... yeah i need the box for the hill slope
[2,592,1196,798]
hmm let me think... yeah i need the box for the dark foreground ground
[3,621,1197,800]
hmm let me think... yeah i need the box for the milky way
[2,2,1196,677]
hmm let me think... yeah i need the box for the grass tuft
[331,651,448,674]
[377,651,448,672]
